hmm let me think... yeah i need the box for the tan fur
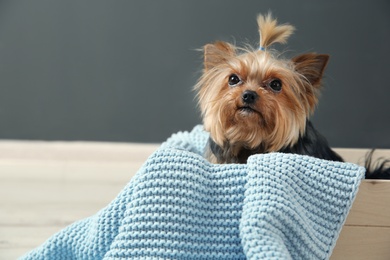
[195,13,329,163]
[257,13,295,49]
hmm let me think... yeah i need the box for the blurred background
[0,0,389,148]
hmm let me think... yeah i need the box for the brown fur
[257,13,295,48]
[195,13,329,163]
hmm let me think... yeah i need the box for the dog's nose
[242,90,258,104]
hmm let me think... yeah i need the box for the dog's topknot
[257,13,295,50]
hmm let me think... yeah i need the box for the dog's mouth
[237,106,260,115]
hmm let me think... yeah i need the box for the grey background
[0,0,389,148]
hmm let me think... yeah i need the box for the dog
[195,13,389,179]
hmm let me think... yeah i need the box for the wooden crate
[0,142,389,259]
[331,149,390,259]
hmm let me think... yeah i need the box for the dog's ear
[292,53,329,88]
[203,41,236,71]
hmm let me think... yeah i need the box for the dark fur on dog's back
[282,121,390,179]
[280,120,343,162]
[208,120,390,179]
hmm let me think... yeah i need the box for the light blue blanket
[21,125,364,259]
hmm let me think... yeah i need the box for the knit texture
[21,125,364,260]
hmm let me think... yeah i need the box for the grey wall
[0,0,389,148]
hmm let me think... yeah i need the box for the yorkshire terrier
[195,13,389,179]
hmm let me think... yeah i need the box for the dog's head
[195,14,329,154]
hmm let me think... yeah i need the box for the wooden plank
[0,162,142,225]
[0,141,158,259]
[0,140,159,163]
[334,148,390,166]
[334,148,390,227]
[331,226,390,260]
[0,226,63,260]
[0,162,134,258]
[345,180,390,227]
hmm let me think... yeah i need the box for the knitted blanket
[21,125,364,260]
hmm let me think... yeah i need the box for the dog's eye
[228,74,241,86]
[268,79,282,92]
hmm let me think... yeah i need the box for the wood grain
[331,226,390,260]
[346,180,390,226]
